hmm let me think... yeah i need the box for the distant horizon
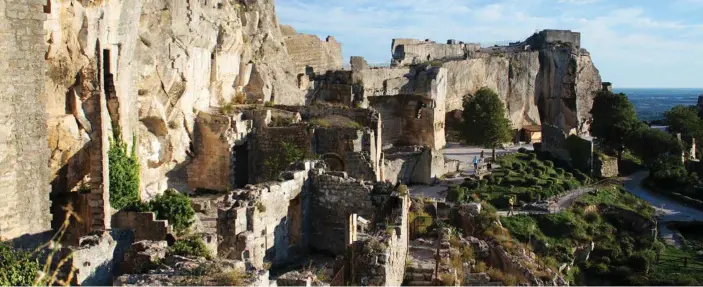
[615,87,703,90]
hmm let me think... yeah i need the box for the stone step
[406,266,435,274]
[406,280,434,286]
[405,272,433,281]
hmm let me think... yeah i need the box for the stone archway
[321,153,346,172]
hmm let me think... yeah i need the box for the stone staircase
[404,239,439,286]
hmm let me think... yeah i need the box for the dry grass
[32,204,81,286]
[212,267,249,286]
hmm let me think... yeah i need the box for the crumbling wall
[594,154,618,178]
[187,111,252,192]
[351,196,409,286]
[391,38,480,66]
[382,147,450,185]
[111,211,169,242]
[309,172,375,254]
[0,0,52,240]
[218,163,318,268]
[63,232,117,286]
[281,25,343,75]
[249,125,313,183]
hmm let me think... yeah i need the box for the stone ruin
[0,0,607,285]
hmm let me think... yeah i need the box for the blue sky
[277,0,703,88]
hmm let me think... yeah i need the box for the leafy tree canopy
[590,91,640,158]
[460,87,512,152]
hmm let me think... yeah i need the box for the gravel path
[623,171,703,247]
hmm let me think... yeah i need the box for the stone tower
[0,0,52,241]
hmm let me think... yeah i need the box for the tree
[460,87,513,159]
[627,127,682,167]
[665,105,703,157]
[590,91,640,160]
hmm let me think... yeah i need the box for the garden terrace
[447,151,591,208]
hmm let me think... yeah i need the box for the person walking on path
[480,150,484,159]
[473,156,479,171]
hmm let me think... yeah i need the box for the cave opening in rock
[233,143,249,188]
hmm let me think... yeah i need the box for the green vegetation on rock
[0,242,40,286]
[501,187,657,285]
[124,188,196,234]
[168,235,212,259]
[108,131,140,210]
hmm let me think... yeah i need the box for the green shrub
[167,236,211,259]
[447,185,467,203]
[0,243,40,286]
[544,160,555,168]
[555,168,566,176]
[528,153,537,160]
[263,141,306,181]
[109,131,140,209]
[148,189,196,233]
[533,169,544,178]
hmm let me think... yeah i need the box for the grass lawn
[447,152,591,208]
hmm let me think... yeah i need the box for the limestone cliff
[393,31,602,134]
[44,0,303,200]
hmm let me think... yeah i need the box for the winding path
[623,171,703,222]
[623,171,703,246]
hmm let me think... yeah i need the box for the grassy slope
[501,187,659,285]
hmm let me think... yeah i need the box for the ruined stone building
[0,0,604,285]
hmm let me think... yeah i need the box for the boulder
[120,240,168,274]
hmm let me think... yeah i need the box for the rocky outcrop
[394,30,602,135]
[120,240,168,275]
[43,0,304,201]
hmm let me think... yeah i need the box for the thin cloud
[277,0,703,87]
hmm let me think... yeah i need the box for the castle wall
[0,0,52,240]
[282,25,343,75]
[391,39,480,66]
[187,111,252,192]
[309,172,375,255]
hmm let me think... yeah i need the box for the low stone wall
[309,172,375,254]
[111,211,169,242]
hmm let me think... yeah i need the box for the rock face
[393,30,602,134]
[43,0,304,205]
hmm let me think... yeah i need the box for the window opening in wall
[288,195,302,247]
[44,0,51,14]
[103,49,116,98]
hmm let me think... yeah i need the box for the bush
[0,243,40,286]
[518,147,528,153]
[168,236,211,259]
[533,169,544,178]
[109,132,140,209]
[544,160,555,168]
[555,168,566,176]
[528,153,537,160]
[148,189,196,233]
[447,185,467,203]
